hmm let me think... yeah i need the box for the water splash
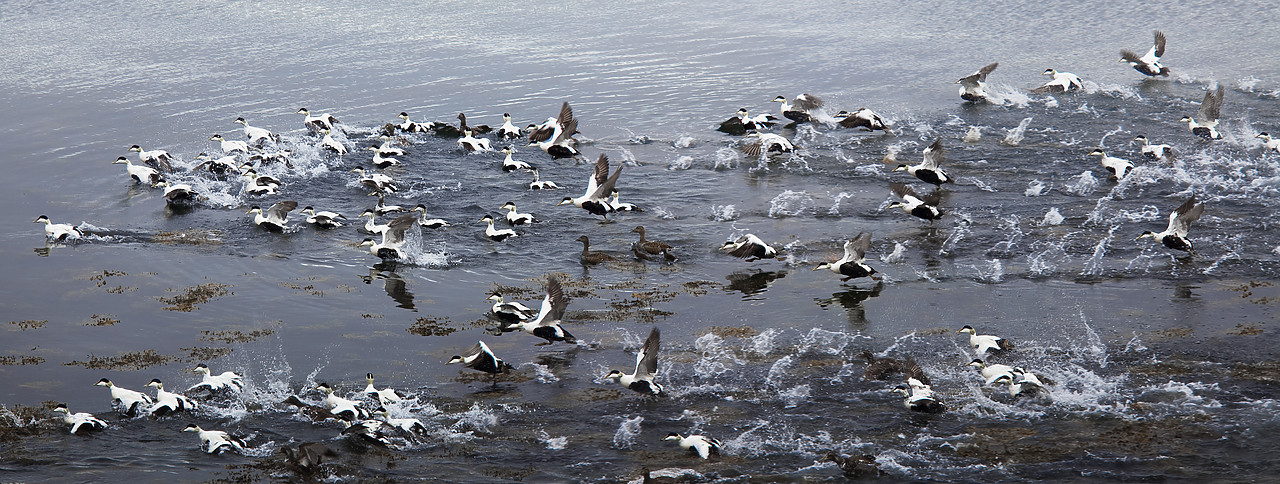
[708,204,738,222]
[880,242,908,264]
[971,259,1004,283]
[713,147,739,170]
[539,430,568,450]
[827,192,854,215]
[767,190,815,218]
[666,155,693,170]
[1001,117,1033,146]
[671,136,696,149]
[1064,171,1099,196]
[1080,225,1118,277]
[1040,207,1064,226]
[611,415,644,449]
[1025,179,1049,197]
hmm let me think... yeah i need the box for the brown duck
[576,235,615,265]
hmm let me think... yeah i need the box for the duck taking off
[814,232,878,281]
[604,327,662,396]
[893,139,952,186]
[34,215,83,241]
[1030,68,1084,93]
[957,325,1014,355]
[297,107,339,133]
[1133,135,1174,161]
[836,107,888,131]
[528,101,580,159]
[1180,84,1225,140]
[113,156,163,185]
[447,340,514,379]
[359,213,418,260]
[187,363,244,394]
[1120,30,1170,77]
[720,233,778,261]
[1087,149,1135,180]
[508,275,576,345]
[956,62,998,102]
[183,424,247,455]
[247,200,297,231]
[772,93,824,124]
[1137,195,1205,254]
[95,378,153,417]
[888,183,944,221]
[664,433,722,459]
[557,153,623,220]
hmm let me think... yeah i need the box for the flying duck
[364,373,403,406]
[411,204,450,228]
[95,378,153,417]
[320,128,348,154]
[183,424,247,454]
[247,200,297,231]
[233,117,279,145]
[395,112,432,133]
[153,181,199,206]
[836,107,888,131]
[351,167,397,195]
[366,147,400,169]
[576,235,616,265]
[528,102,581,159]
[496,113,522,139]
[127,144,175,173]
[297,107,339,133]
[1137,195,1205,253]
[719,107,777,134]
[113,156,163,185]
[1087,149,1135,180]
[1257,132,1280,153]
[956,325,1014,355]
[739,131,795,158]
[241,168,281,195]
[1133,135,1174,161]
[608,190,642,212]
[894,139,953,186]
[313,382,369,421]
[53,404,108,434]
[1030,68,1084,93]
[487,293,535,324]
[821,452,881,478]
[187,363,244,394]
[209,134,251,154]
[500,146,533,172]
[1180,84,1225,140]
[631,225,674,261]
[509,275,576,345]
[664,433,721,460]
[146,379,197,415]
[968,358,1016,385]
[957,62,999,102]
[814,232,878,280]
[772,94,824,124]
[1120,30,1170,77]
[281,442,338,471]
[557,153,623,219]
[527,168,560,189]
[301,206,346,228]
[500,202,536,225]
[892,360,944,413]
[458,129,494,152]
[359,213,417,260]
[605,327,662,395]
[479,214,517,241]
[888,182,944,221]
[447,340,514,383]
[34,215,83,241]
[719,233,778,261]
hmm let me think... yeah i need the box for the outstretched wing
[792,93,824,110]
[889,182,916,201]
[533,276,568,327]
[976,62,998,80]
[1119,49,1144,64]
[846,232,871,261]
[1199,84,1225,121]
[382,213,418,245]
[921,139,944,170]
[635,327,660,378]
[1169,196,1204,237]
[1152,30,1166,59]
[267,200,298,221]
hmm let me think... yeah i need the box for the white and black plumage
[447,340,514,377]
[373,135,406,157]
[528,101,580,159]
[893,139,953,186]
[510,276,576,345]
[500,202,536,225]
[313,382,370,421]
[411,204,450,228]
[339,419,395,448]
[1030,68,1084,93]
[193,153,239,176]
[241,169,281,195]
[183,424,246,455]
[631,225,675,261]
[1180,84,1225,140]
[576,235,616,265]
[359,213,417,260]
[146,379,197,415]
[351,168,397,195]
[771,94,824,124]
[372,407,428,438]
[113,156,163,185]
[719,233,777,261]
[187,363,244,394]
[500,146,533,172]
[487,293,535,324]
[814,232,878,280]
[458,129,494,152]
[246,200,297,231]
[605,327,662,395]
[892,360,944,413]
[1133,135,1174,162]
[127,144,175,173]
[233,117,279,144]
[994,368,1049,398]
[301,206,346,228]
[957,325,1014,355]
[297,107,339,133]
[320,128,348,154]
[95,378,153,417]
[664,433,721,460]
[209,134,251,154]
[34,215,83,241]
[364,373,403,406]
[1257,132,1280,153]
[608,190,642,212]
[968,359,1016,386]
[281,442,338,470]
[1137,195,1205,253]
[957,62,999,102]
[739,131,794,158]
[496,113,523,139]
[836,107,888,131]
[360,210,389,234]
[153,181,199,206]
[557,153,623,219]
[1120,30,1170,77]
[1087,149,1135,180]
[374,196,405,215]
[479,214,517,241]
[53,404,108,434]
[719,107,777,134]
[366,147,401,169]
[888,182,944,221]
[395,112,432,133]
[248,149,293,168]
[527,169,560,190]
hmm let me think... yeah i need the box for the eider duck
[246,200,297,231]
[209,134,251,154]
[608,190,642,212]
[557,153,623,220]
[528,102,581,159]
[127,144,175,173]
[146,379,197,415]
[183,424,246,455]
[1030,68,1084,93]
[1257,132,1280,153]
[719,233,777,261]
[301,206,346,228]
[739,131,794,158]
[1137,195,1204,253]
[527,168,560,190]
[338,418,394,448]
[861,350,911,381]
[296,107,339,133]
[371,407,427,438]
[1180,84,1225,140]
[320,128,347,154]
[496,113,523,139]
[95,378,153,417]
[479,214,517,241]
[351,167,397,195]
[968,358,1016,385]
[576,235,616,265]
[500,146,533,172]
[457,129,493,152]
[396,112,432,133]
[313,382,369,421]
[241,169,281,195]
[113,156,163,185]
[500,202,536,225]
[1133,135,1174,161]
[411,204,450,228]
[359,213,417,260]
[281,442,338,471]
[771,94,824,124]
[375,196,406,215]
[957,62,998,102]
[664,432,721,459]
[820,451,881,478]
[281,395,338,422]
[360,210,389,235]
[193,153,238,177]
[892,361,944,413]
[1087,149,1135,180]
[836,107,888,131]
[373,135,406,157]
[631,225,674,261]
[957,325,1014,355]
[53,404,108,434]
[447,340,514,382]
[33,215,83,241]
[364,373,403,406]
[456,112,491,134]
[1120,30,1170,77]
[366,147,400,169]
[509,275,576,345]
[814,232,878,280]
[719,107,777,134]
[888,182,944,221]
[993,368,1050,398]
[187,363,244,394]
[153,181,198,206]
[894,139,953,186]
[233,117,279,145]
[487,293,535,324]
[604,327,662,395]
[248,149,293,168]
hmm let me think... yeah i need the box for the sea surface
[2,1,1279,482]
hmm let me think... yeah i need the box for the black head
[95,378,112,385]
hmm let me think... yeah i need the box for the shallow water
[2,1,1279,482]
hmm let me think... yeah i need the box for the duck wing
[1199,84,1225,122]
[845,232,871,261]
[532,276,568,326]
[634,327,660,379]
[921,139,944,170]
[1151,30,1166,59]
[889,182,916,201]
[1169,196,1204,237]
[382,213,417,245]
[267,201,298,223]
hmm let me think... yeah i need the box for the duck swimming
[301,206,346,228]
[113,156,163,185]
[233,117,279,145]
[956,325,1014,355]
[479,214,517,241]
[183,424,246,455]
[146,379,197,415]
[95,378,153,417]
[53,404,108,434]
[1087,149,1135,180]
[187,363,244,394]
[576,235,616,265]
[34,215,83,241]
[664,433,722,459]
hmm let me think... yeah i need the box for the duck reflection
[815,282,884,327]
[361,262,414,310]
[723,269,787,297]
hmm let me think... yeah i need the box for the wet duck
[957,62,999,102]
[888,182,944,221]
[861,350,912,381]
[447,340,514,381]
[479,214,517,241]
[1087,149,1135,180]
[146,379,197,415]
[1120,30,1170,77]
[1180,84,1225,140]
[456,112,492,134]
[241,169,281,195]
[313,382,369,421]
[631,225,674,260]
[500,202,536,225]
[375,196,406,215]
[351,167,397,195]
[1030,68,1084,93]
[527,168,560,189]
[558,153,623,219]
[281,395,338,422]
[664,433,721,459]
[411,204,450,228]
[187,363,244,394]
[487,293,535,324]
[893,360,944,413]
[95,378,153,417]
[458,129,493,152]
[360,210,389,234]
[183,424,246,455]
[297,107,339,133]
[153,181,199,206]
[53,404,108,434]
[836,107,888,131]
[496,113,522,139]
[359,213,417,260]
[112,156,163,185]
[608,190,642,212]
[968,358,1016,385]
[994,367,1050,398]
[1137,195,1205,254]
[320,128,347,154]
[509,275,576,345]
[739,131,794,158]
[372,135,406,157]
[719,107,777,134]
[814,232,878,280]
[247,200,298,231]
[957,325,1014,355]
[371,407,428,438]
[366,147,400,169]
[193,153,239,176]
[396,112,432,133]
[500,146,533,172]
[301,206,346,228]
[576,235,616,265]
[281,442,338,471]
[127,144,175,173]
[528,101,581,159]
[233,117,279,145]
[820,451,881,478]
[1133,135,1174,161]
[772,93,824,124]
[605,327,662,395]
[719,233,777,261]
[893,139,953,186]
[34,215,83,241]
[209,134,251,154]
[364,373,403,406]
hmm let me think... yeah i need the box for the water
[3,0,1280,481]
